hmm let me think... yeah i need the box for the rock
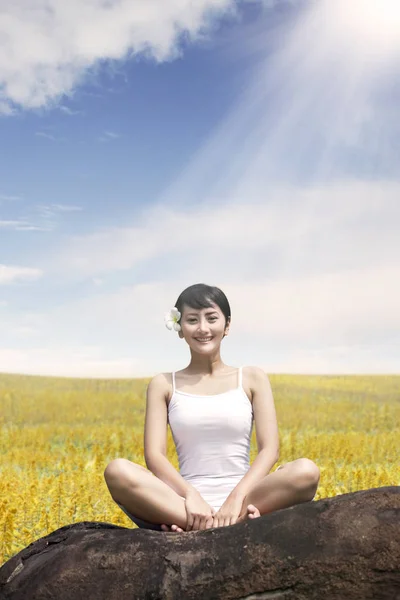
[0,486,399,600]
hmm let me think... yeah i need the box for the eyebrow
[185,311,219,316]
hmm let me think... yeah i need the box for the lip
[195,337,213,343]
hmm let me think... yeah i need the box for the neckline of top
[168,386,253,410]
[173,385,242,398]
[172,367,242,396]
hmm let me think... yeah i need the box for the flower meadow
[0,372,399,565]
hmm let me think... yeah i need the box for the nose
[196,317,210,333]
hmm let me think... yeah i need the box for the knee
[104,458,131,487]
[291,458,320,494]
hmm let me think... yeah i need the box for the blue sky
[1,0,400,377]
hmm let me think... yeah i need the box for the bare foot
[237,504,261,524]
[247,504,261,519]
[160,523,185,533]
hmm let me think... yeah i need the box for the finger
[186,515,194,532]
[205,515,214,529]
[224,517,230,527]
[192,515,200,531]
[198,517,206,531]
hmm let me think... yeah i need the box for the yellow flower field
[0,372,399,565]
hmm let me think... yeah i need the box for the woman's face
[179,303,229,351]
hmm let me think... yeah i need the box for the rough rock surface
[0,487,399,600]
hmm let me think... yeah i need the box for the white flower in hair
[164,307,181,331]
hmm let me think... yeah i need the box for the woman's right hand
[184,489,215,531]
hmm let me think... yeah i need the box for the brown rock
[1,487,399,600]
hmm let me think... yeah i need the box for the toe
[247,504,260,517]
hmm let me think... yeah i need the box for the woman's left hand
[212,494,244,528]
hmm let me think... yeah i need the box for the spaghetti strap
[171,371,176,394]
[238,366,243,389]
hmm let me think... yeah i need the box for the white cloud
[224,265,400,342]
[0,203,81,234]
[1,260,398,377]
[263,342,400,375]
[0,346,148,378]
[59,105,82,116]
[35,131,56,141]
[0,220,25,228]
[97,130,122,142]
[0,219,52,231]
[0,194,21,202]
[15,224,52,232]
[35,131,64,142]
[92,278,104,286]
[52,204,83,212]
[36,203,83,219]
[50,180,400,280]
[14,326,40,337]
[0,264,43,285]
[20,176,396,377]
[38,263,400,345]
[0,0,238,113]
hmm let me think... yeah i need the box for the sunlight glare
[335,0,400,52]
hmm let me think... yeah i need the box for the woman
[104,283,320,532]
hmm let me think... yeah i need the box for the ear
[224,317,231,336]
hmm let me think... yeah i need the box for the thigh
[241,461,295,505]
[104,458,157,490]
[104,458,185,504]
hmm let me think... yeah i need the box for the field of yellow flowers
[0,372,399,565]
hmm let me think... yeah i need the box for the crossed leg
[162,458,320,531]
[104,459,188,529]
[104,457,320,532]
[235,458,320,524]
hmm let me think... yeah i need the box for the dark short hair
[175,283,231,326]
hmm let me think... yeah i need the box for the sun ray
[329,0,400,57]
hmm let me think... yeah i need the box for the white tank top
[167,367,254,482]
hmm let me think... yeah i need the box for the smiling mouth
[195,337,213,342]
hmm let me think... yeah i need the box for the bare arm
[144,373,198,499]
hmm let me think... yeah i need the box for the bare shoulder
[243,366,272,398]
[146,372,171,400]
[243,365,271,384]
